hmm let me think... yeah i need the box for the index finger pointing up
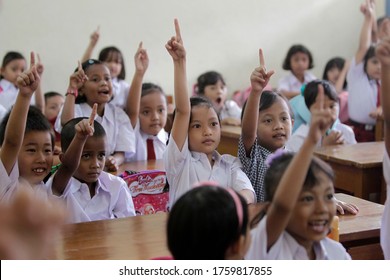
[78,60,82,72]
[174,18,182,41]
[89,103,98,126]
[316,84,325,110]
[259,48,265,67]
[30,51,36,67]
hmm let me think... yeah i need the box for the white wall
[0,0,385,97]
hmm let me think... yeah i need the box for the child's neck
[293,72,305,83]
[88,102,105,117]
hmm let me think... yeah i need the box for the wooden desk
[58,213,170,260]
[314,142,385,201]
[117,159,165,174]
[376,116,384,142]
[336,193,384,260]
[57,193,383,260]
[218,125,241,156]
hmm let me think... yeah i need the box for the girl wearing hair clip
[167,182,263,259]
[246,85,352,259]
[286,80,356,152]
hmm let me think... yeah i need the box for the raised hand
[36,54,44,76]
[360,0,375,18]
[308,84,335,144]
[250,48,275,93]
[16,51,40,96]
[134,41,149,74]
[90,26,100,47]
[75,103,97,139]
[69,61,88,90]
[165,18,186,61]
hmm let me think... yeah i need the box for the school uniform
[220,100,242,120]
[277,72,316,132]
[238,137,272,202]
[125,120,168,162]
[163,137,255,208]
[286,121,357,152]
[346,57,378,142]
[110,77,130,110]
[0,159,48,203]
[245,216,351,260]
[0,79,36,111]
[55,102,136,157]
[381,149,390,259]
[0,104,6,123]
[46,171,135,223]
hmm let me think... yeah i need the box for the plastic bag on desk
[120,170,169,215]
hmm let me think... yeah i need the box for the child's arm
[241,49,274,154]
[356,0,375,64]
[126,42,149,128]
[266,85,334,250]
[165,19,190,151]
[376,36,390,154]
[51,104,97,196]
[60,61,88,126]
[0,52,39,175]
[334,60,350,94]
[81,27,100,63]
[34,54,45,113]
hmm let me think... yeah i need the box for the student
[286,80,357,152]
[375,35,390,260]
[54,59,135,172]
[126,42,169,161]
[167,183,252,259]
[194,71,242,126]
[246,84,351,259]
[44,91,64,143]
[0,52,53,203]
[240,50,358,215]
[278,44,316,132]
[81,27,130,110]
[164,19,255,207]
[0,185,66,259]
[322,57,350,123]
[47,107,135,223]
[347,0,381,142]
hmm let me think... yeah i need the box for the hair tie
[265,148,288,167]
[300,84,306,96]
[226,189,243,232]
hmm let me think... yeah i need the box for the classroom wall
[0,0,385,98]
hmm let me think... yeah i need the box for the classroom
[0,0,389,268]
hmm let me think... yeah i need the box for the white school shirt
[277,71,316,94]
[55,102,136,157]
[245,216,351,260]
[286,121,357,152]
[0,159,48,203]
[110,77,130,110]
[46,171,135,223]
[381,149,390,259]
[220,100,242,120]
[347,57,378,125]
[125,119,168,162]
[0,79,36,111]
[163,137,255,208]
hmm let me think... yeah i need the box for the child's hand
[75,103,97,139]
[376,37,390,67]
[369,106,383,119]
[360,0,374,18]
[105,156,118,172]
[16,52,40,96]
[308,84,335,144]
[36,54,44,76]
[322,130,345,146]
[89,26,100,47]
[69,61,88,90]
[165,19,186,61]
[134,41,149,74]
[250,49,275,94]
[335,198,359,215]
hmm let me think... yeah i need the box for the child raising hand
[164,19,255,207]
[246,85,351,259]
